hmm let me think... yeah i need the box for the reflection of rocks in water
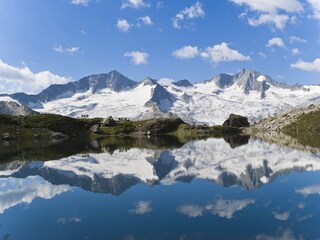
[223,135,250,148]
[1,137,320,196]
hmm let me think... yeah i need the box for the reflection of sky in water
[0,138,319,239]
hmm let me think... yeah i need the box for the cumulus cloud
[116,18,132,32]
[291,59,320,72]
[0,59,70,94]
[172,1,205,29]
[71,0,90,6]
[204,42,251,63]
[308,0,320,20]
[129,201,152,215]
[231,0,303,30]
[266,38,285,48]
[172,42,250,65]
[172,45,200,59]
[137,16,153,26]
[289,36,307,44]
[230,0,303,13]
[248,13,289,30]
[296,184,320,195]
[125,51,149,65]
[53,45,80,54]
[177,198,255,219]
[121,0,150,9]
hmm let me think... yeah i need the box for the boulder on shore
[223,114,250,128]
[90,124,101,134]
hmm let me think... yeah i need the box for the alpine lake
[0,133,319,240]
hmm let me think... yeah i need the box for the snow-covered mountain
[3,69,320,124]
[1,137,320,195]
[0,96,38,116]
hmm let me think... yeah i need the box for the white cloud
[308,0,320,20]
[116,18,132,32]
[177,204,204,218]
[0,59,70,94]
[248,13,289,30]
[230,0,303,13]
[292,48,300,55]
[53,45,80,54]
[172,43,250,65]
[204,42,251,63]
[296,184,320,195]
[231,0,303,30]
[137,16,153,26]
[129,201,152,215]
[71,0,90,6]
[172,1,205,29]
[121,0,150,9]
[291,59,320,72]
[125,51,149,65]
[273,211,291,221]
[172,45,200,59]
[289,36,307,44]
[266,37,285,48]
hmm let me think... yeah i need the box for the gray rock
[223,114,250,128]
[102,116,117,127]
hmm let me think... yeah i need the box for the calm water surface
[0,136,319,240]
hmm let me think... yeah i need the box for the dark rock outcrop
[223,114,250,128]
[102,116,117,127]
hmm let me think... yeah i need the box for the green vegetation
[175,124,242,138]
[0,114,101,140]
[0,114,245,143]
[284,110,320,133]
[283,110,320,148]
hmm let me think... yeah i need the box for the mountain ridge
[1,69,319,124]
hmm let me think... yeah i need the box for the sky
[0,0,319,94]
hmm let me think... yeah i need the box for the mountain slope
[0,97,38,116]
[4,69,320,125]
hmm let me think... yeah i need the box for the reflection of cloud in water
[177,205,203,218]
[273,211,291,221]
[256,229,301,240]
[57,217,82,224]
[296,184,320,197]
[129,201,152,215]
[0,176,70,214]
[177,198,255,219]
[296,214,313,222]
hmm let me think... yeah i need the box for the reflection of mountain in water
[1,136,320,196]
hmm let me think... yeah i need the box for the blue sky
[0,0,319,93]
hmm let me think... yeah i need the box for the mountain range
[1,69,319,124]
